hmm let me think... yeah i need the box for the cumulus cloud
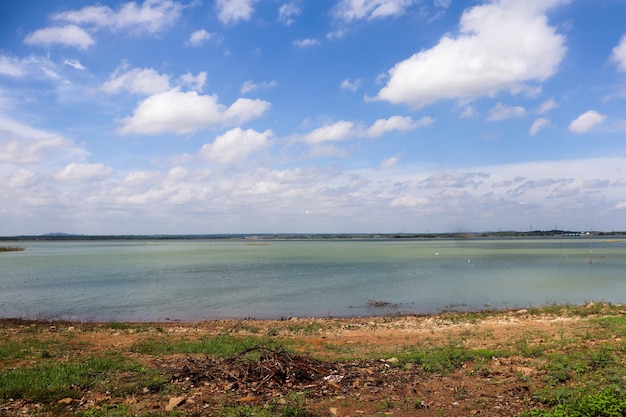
[24,25,95,50]
[278,2,301,25]
[420,171,490,189]
[333,0,416,21]
[0,115,88,164]
[366,115,433,137]
[56,163,113,182]
[611,34,626,72]
[188,29,214,46]
[529,117,550,136]
[117,90,271,135]
[298,115,431,145]
[487,103,527,121]
[215,0,256,24]
[51,0,183,34]
[199,127,273,164]
[375,0,567,108]
[101,67,171,95]
[301,121,356,144]
[568,110,606,134]
[179,72,207,92]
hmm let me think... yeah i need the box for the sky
[1,0,626,235]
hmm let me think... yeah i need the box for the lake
[1,238,624,321]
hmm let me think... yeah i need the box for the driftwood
[163,347,400,399]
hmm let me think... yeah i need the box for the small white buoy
[467,259,471,263]
[435,252,439,256]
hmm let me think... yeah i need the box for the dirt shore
[2,303,626,416]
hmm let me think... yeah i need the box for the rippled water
[1,238,624,321]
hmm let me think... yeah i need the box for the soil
[0,307,619,416]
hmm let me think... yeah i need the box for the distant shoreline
[2,230,625,242]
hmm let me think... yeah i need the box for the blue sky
[1,0,626,235]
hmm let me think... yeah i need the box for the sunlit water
[1,238,624,321]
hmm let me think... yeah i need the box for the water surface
[1,238,624,321]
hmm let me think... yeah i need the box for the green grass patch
[77,404,187,416]
[522,389,626,417]
[130,334,287,356]
[216,391,315,417]
[0,354,166,402]
[0,337,69,360]
[398,343,476,374]
[592,315,626,337]
[288,322,323,334]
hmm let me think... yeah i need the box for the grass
[3,302,626,416]
[397,342,477,374]
[0,354,166,402]
[130,333,288,356]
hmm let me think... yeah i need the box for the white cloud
[199,127,273,165]
[366,115,433,137]
[56,163,113,182]
[278,3,301,25]
[117,90,271,135]
[24,25,96,50]
[376,0,567,108]
[611,34,626,72]
[538,98,558,113]
[301,121,356,144]
[188,29,213,46]
[460,105,477,118]
[52,0,183,34]
[0,55,62,80]
[240,79,278,94]
[215,0,256,24]
[0,56,26,77]
[379,156,400,170]
[179,72,207,92]
[333,0,415,21]
[293,38,319,47]
[487,103,527,121]
[340,78,362,92]
[569,110,606,134]
[63,59,85,70]
[7,169,39,188]
[101,67,171,95]
[529,117,550,136]
[0,115,88,164]
[299,115,431,144]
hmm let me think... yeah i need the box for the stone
[165,396,185,411]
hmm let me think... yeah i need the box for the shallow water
[1,238,624,321]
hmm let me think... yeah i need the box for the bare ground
[2,305,625,416]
